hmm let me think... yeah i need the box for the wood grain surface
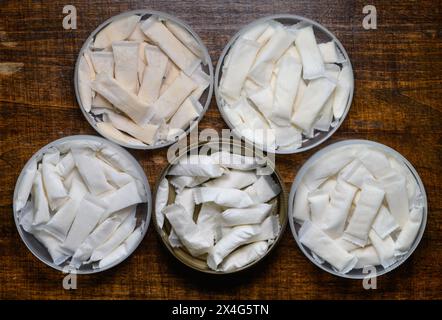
[0,0,441,300]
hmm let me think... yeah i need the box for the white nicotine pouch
[270,56,302,126]
[320,179,357,239]
[292,182,311,223]
[333,63,352,119]
[15,159,37,211]
[221,203,273,227]
[291,76,337,134]
[72,148,114,195]
[193,187,254,208]
[369,230,396,269]
[93,15,140,49]
[141,16,201,76]
[204,169,257,189]
[41,157,68,211]
[78,55,94,112]
[394,207,423,256]
[151,72,198,123]
[155,178,169,229]
[112,41,140,94]
[352,246,381,269]
[164,19,204,59]
[248,24,296,86]
[91,72,155,125]
[244,175,281,204]
[220,241,269,272]
[89,210,137,262]
[62,195,107,254]
[207,225,261,270]
[294,25,325,80]
[138,44,168,104]
[307,189,329,225]
[220,38,260,101]
[168,97,203,138]
[379,171,410,228]
[209,151,260,171]
[299,221,357,273]
[31,169,50,226]
[343,183,385,247]
[372,206,400,239]
[163,204,212,257]
[318,41,344,64]
[168,155,224,178]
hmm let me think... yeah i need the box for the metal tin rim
[288,139,428,279]
[12,135,152,274]
[152,139,288,274]
[214,13,354,154]
[74,9,214,150]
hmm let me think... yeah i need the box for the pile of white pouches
[14,140,148,270]
[78,14,210,147]
[293,144,424,273]
[156,151,282,271]
[219,20,352,151]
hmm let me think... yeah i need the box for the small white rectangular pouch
[93,14,140,49]
[379,171,410,228]
[89,209,136,262]
[209,151,260,171]
[72,147,114,195]
[15,158,37,211]
[155,178,169,229]
[294,25,325,79]
[62,195,107,254]
[270,56,302,126]
[244,175,281,204]
[352,246,381,269]
[193,187,254,208]
[307,189,329,225]
[91,72,155,125]
[204,169,257,189]
[96,222,144,269]
[169,175,209,192]
[333,63,352,119]
[141,16,200,76]
[43,176,88,241]
[163,204,213,257]
[168,155,224,178]
[299,220,357,273]
[70,205,134,267]
[112,41,140,93]
[369,230,396,268]
[103,110,159,145]
[343,183,385,246]
[31,169,50,226]
[220,37,260,101]
[248,24,296,85]
[138,44,168,104]
[207,224,261,270]
[151,72,198,123]
[220,241,269,272]
[99,181,144,222]
[372,206,400,239]
[164,19,204,59]
[318,41,344,64]
[394,206,423,256]
[41,150,68,210]
[221,203,273,227]
[320,179,357,239]
[291,76,336,133]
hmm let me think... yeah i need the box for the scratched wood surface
[0,0,441,300]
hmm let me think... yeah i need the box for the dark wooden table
[0,0,441,300]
